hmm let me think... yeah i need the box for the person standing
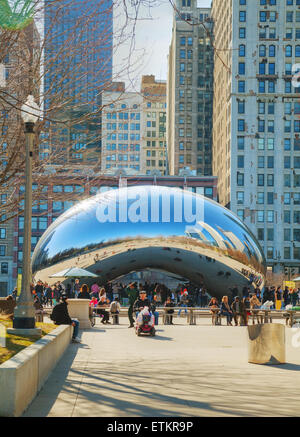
[73,279,81,298]
[35,280,44,303]
[44,283,53,307]
[126,282,138,328]
[291,288,298,307]
[53,284,61,305]
[91,282,100,299]
[275,286,283,310]
[77,284,91,299]
[231,296,243,326]
[164,296,175,325]
[283,286,290,307]
[151,295,160,325]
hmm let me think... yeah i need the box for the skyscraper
[140,75,167,175]
[212,0,300,274]
[43,0,113,166]
[167,0,214,176]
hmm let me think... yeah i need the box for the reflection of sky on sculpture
[32,186,265,267]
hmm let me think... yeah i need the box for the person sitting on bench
[50,294,81,343]
[97,295,111,324]
[110,297,121,323]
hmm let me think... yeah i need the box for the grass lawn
[0,318,57,365]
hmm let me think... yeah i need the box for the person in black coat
[50,294,80,342]
[164,296,175,324]
[133,290,152,313]
[77,284,91,299]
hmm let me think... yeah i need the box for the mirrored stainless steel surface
[32,185,266,298]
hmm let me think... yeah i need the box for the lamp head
[21,95,40,124]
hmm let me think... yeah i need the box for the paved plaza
[24,317,300,417]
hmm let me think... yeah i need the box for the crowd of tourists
[208,286,300,327]
[8,279,300,334]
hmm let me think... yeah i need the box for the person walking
[126,282,138,328]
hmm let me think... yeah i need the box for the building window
[239,11,246,22]
[238,119,245,131]
[257,211,264,222]
[238,137,245,150]
[257,174,264,186]
[237,156,244,168]
[257,229,264,241]
[239,44,246,56]
[1,262,8,274]
[239,28,246,38]
[286,45,292,57]
[257,192,264,204]
[238,62,245,75]
[237,191,244,204]
[237,172,244,186]
[238,81,245,92]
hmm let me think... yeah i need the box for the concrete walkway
[23,318,300,417]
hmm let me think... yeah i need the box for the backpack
[111,301,118,313]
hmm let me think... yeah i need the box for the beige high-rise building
[212,0,300,274]
[167,0,214,176]
[140,75,167,175]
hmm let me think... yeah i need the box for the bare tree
[0,0,166,221]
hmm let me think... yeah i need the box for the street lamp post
[11,96,41,334]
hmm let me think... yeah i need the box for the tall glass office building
[43,0,113,166]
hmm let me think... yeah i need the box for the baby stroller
[135,306,155,336]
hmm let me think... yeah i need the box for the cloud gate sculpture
[32,185,266,298]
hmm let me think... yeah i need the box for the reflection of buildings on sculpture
[11,173,217,294]
[31,186,266,298]
[185,222,246,252]
[216,229,245,254]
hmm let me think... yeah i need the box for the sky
[114,0,212,91]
